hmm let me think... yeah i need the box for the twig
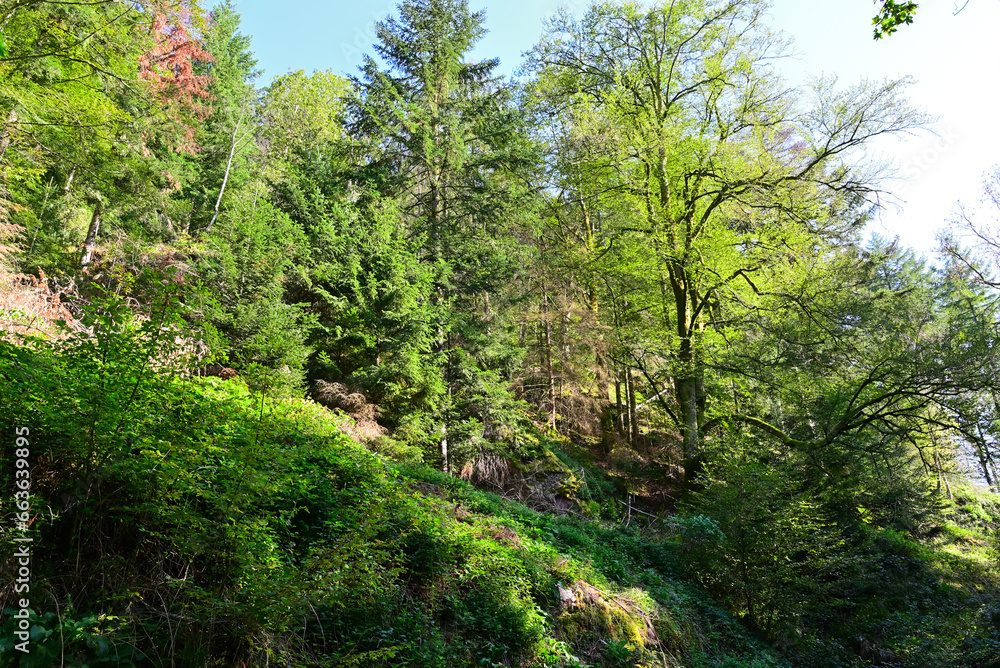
[616,498,658,518]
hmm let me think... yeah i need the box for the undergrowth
[0,322,786,667]
[1,299,997,667]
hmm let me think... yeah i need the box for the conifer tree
[351,0,535,470]
[186,0,259,234]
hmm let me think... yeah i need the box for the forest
[0,0,998,666]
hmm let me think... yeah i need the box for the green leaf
[0,34,7,58]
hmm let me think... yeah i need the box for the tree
[194,192,313,394]
[0,0,212,272]
[707,239,998,518]
[938,167,1000,490]
[873,0,919,39]
[527,0,926,485]
[350,0,535,470]
[184,0,259,234]
[260,69,350,173]
[271,139,443,423]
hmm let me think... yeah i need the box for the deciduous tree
[527,0,925,485]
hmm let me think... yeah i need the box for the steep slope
[0,341,787,667]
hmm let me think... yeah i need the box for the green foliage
[677,432,1000,667]
[260,69,349,171]
[2,0,1000,666]
[680,437,833,637]
[873,0,919,39]
[0,330,782,666]
[1,273,198,470]
[276,159,442,414]
[525,0,927,486]
[0,609,143,667]
[350,0,537,471]
[182,0,260,234]
[195,194,312,392]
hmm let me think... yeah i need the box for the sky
[232,0,1000,256]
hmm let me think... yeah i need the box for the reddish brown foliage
[0,271,78,340]
[314,380,387,442]
[139,2,213,153]
[0,222,23,270]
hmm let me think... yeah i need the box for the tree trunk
[81,205,101,267]
[676,332,701,487]
[543,291,556,429]
[440,423,449,474]
[627,366,638,446]
[615,364,624,438]
[934,450,953,501]
[972,430,994,490]
[205,100,247,234]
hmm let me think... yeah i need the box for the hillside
[1,317,998,666]
[2,0,1000,666]
[0,350,790,667]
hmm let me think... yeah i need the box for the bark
[543,291,557,429]
[973,425,995,489]
[615,364,623,437]
[934,450,953,500]
[439,330,449,474]
[622,366,633,443]
[440,423,449,475]
[428,159,450,471]
[80,205,101,267]
[0,109,15,164]
[626,366,638,445]
[676,376,700,484]
[205,101,247,234]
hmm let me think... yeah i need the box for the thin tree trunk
[989,452,1000,494]
[974,424,995,489]
[0,109,16,165]
[935,451,942,495]
[80,205,101,267]
[622,367,634,446]
[205,99,248,234]
[439,329,450,474]
[934,450,953,501]
[440,423,448,474]
[543,292,556,429]
[627,367,639,445]
[615,364,624,437]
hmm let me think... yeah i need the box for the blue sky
[232,0,1000,255]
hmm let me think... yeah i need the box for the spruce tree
[187,0,259,234]
[351,0,535,470]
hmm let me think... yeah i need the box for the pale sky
[234,0,1000,255]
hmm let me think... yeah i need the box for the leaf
[0,34,7,58]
